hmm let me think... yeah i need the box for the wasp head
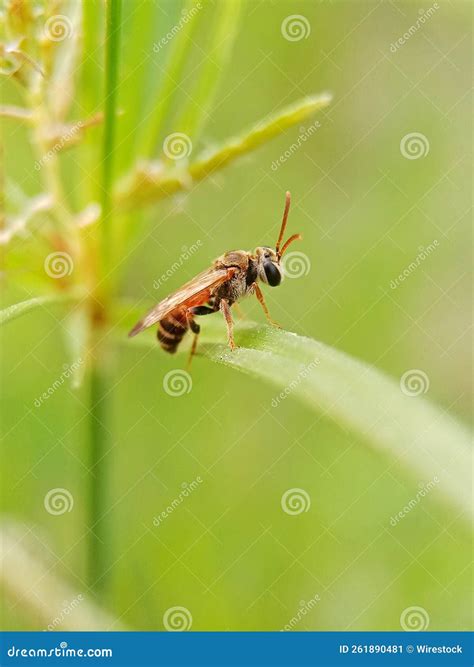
[255,191,301,288]
[255,246,282,286]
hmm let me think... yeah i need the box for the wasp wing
[128,266,236,337]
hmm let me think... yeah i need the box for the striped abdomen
[157,310,188,354]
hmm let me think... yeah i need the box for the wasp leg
[219,299,236,351]
[186,313,201,369]
[254,283,281,328]
[189,305,216,316]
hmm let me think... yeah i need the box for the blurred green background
[1,0,472,631]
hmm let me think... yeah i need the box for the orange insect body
[128,192,301,358]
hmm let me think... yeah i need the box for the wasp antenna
[276,191,291,256]
[279,233,302,257]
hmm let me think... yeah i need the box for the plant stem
[87,350,110,591]
[87,0,122,593]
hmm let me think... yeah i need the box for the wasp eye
[264,261,281,287]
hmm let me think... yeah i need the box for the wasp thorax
[255,246,282,287]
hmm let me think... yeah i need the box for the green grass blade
[189,93,331,179]
[0,292,82,326]
[78,0,104,204]
[173,0,241,148]
[117,92,332,209]
[101,0,122,274]
[81,0,104,114]
[137,0,202,158]
[123,317,472,520]
[0,521,126,630]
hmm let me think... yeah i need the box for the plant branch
[0,105,34,121]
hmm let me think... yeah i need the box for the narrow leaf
[137,0,203,157]
[101,0,122,272]
[0,521,125,630]
[78,0,104,203]
[116,92,332,209]
[0,292,82,327]
[190,92,332,179]
[123,317,472,520]
[173,0,241,147]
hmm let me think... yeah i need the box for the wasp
[128,191,301,360]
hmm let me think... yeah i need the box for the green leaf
[123,317,472,520]
[0,292,82,327]
[0,520,126,630]
[78,0,105,204]
[173,0,242,147]
[80,0,105,115]
[189,93,331,179]
[116,92,332,209]
[137,0,203,157]
[101,0,122,273]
